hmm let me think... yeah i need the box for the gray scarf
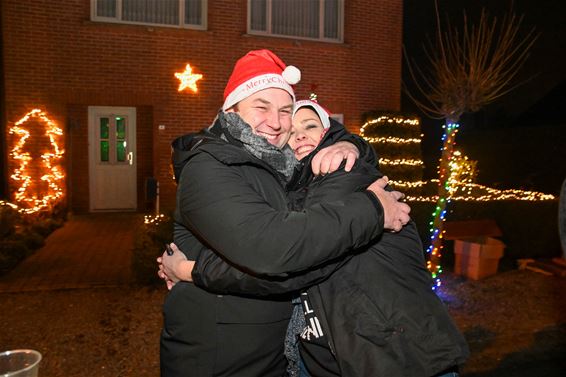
[219,111,298,181]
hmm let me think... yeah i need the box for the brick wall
[2,0,403,213]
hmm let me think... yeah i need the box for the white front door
[88,106,137,211]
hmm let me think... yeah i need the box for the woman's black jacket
[192,118,470,377]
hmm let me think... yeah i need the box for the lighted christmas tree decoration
[360,114,424,188]
[360,115,555,289]
[175,63,203,93]
[9,109,65,214]
[403,5,538,287]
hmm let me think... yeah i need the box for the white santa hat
[293,99,331,129]
[222,49,301,111]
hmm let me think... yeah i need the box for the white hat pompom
[282,65,301,85]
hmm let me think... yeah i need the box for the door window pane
[100,118,109,139]
[117,141,126,162]
[100,141,109,162]
[116,117,126,139]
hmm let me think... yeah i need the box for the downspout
[0,0,7,199]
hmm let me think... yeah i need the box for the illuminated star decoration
[175,63,203,93]
[9,109,65,213]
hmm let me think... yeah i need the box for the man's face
[227,88,294,149]
[288,107,326,161]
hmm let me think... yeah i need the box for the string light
[403,180,555,202]
[379,158,424,166]
[175,63,203,93]
[363,136,422,144]
[0,200,19,210]
[360,116,420,134]
[144,213,166,225]
[360,117,556,289]
[389,180,428,188]
[9,109,65,214]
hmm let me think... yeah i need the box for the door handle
[128,152,133,165]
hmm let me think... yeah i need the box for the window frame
[247,0,344,43]
[90,0,208,30]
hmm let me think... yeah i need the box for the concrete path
[0,213,139,293]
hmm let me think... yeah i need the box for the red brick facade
[2,0,403,213]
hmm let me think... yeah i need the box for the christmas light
[0,200,19,210]
[360,116,556,289]
[175,63,203,93]
[9,109,65,214]
[360,116,420,132]
[379,158,424,166]
[363,136,422,144]
[144,213,166,225]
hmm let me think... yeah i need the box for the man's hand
[157,243,195,290]
[311,141,359,175]
[367,176,411,232]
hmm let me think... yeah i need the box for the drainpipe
[0,1,7,199]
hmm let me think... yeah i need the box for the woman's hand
[367,176,411,232]
[157,243,196,290]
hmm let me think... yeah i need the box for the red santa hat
[222,49,301,111]
[293,99,331,129]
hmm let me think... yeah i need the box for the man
[159,49,410,377]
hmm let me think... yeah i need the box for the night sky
[401,0,566,191]
[402,0,565,119]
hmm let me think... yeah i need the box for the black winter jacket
[162,114,385,376]
[192,119,470,377]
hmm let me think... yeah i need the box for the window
[248,0,343,42]
[91,0,207,29]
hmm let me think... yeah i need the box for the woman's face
[289,107,326,161]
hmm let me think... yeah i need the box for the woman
[167,100,469,376]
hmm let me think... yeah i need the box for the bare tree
[404,2,538,284]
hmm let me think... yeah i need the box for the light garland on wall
[175,63,203,93]
[9,109,65,214]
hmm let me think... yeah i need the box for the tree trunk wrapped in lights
[404,2,537,286]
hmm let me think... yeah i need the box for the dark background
[402,0,566,195]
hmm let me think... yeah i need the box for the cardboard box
[454,236,505,280]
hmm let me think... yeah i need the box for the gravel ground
[1,270,565,377]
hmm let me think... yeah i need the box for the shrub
[0,202,67,276]
[0,240,29,275]
[132,214,174,286]
[0,205,20,238]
